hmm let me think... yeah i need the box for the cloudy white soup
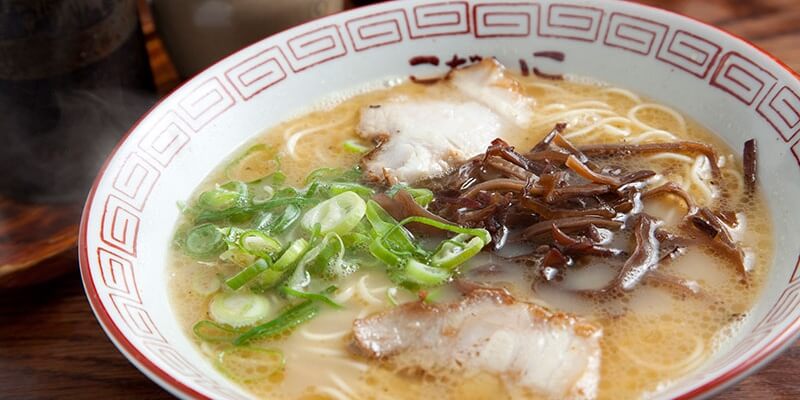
[168,59,772,399]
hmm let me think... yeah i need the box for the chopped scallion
[185,223,226,259]
[209,292,271,328]
[431,234,485,270]
[192,320,244,342]
[394,216,491,245]
[343,140,370,154]
[238,230,281,258]
[302,191,366,235]
[198,181,248,211]
[258,238,309,288]
[265,204,301,234]
[281,285,342,309]
[402,259,451,287]
[233,287,336,345]
[387,185,434,206]
[328,182,375,197]
[233,300,318,345]
[225,258,271,290]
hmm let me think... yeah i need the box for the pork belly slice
[447,58,534,128]
[357,59,534,184]
[357,101,502,184]
[350,288,602,399]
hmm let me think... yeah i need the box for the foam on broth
[167,74,772,399]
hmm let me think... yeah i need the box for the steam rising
[0,87,154,203]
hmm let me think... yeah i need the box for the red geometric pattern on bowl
[112,153,160,210]
[346,9,408,51]
[656,29,721,78]
[178,77,236,132]
[604,12,668,56]
[80,1,800,399]
[224,46,289,101]
[758,85,800,142]
[97,247,141,302]
[100,195,139,257]
[137,111,193,168]
[473,2,539,38]
[711,52,777,106]
[286,25,348,72]
[539,4,604,42]
[410,1,470,38]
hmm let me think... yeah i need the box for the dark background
[2,0,799,398]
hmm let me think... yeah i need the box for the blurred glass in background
[0,0,156,204]
[152,0,345,78]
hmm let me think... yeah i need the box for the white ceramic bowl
[80,1,800,398]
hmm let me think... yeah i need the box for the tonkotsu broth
[167,73,772,399]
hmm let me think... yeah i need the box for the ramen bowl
[80,0,800,398]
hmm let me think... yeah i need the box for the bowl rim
[79,1,800,399]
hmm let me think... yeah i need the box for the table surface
[3,0,800,399]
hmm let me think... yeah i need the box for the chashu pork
[350,288,602,399]
[358,59,534,185]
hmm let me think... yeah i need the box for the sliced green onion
[217,346,284,382]
[365,200,417,255]
[304,167,339,185]
[402,259,451,287]
[219,226,245,244]
[254,212,275,231]
[369,237,403,266]
[249,170,286,188]
[387,185,434,207]
[394,216,491,245]
[258,238,309,288]
[273,238,309,271]
[219,247,257,268]
[304,181,321,199]
[185,223,226,259]
[225,258,271,290]
[251,185,275,205]
[328,182,375,197]
[343,139,370,154]
[265,204,301,234]
[302,191,366,235]
[304,167,362,185]
[342,231,370,250]
[209,292,271,328]
[233,300,318,345]
[272,186,298,199]
[431,234,485,270]
[195,197,310,223]
[192,320,244,342]
[238,230,281,258]
[282,285,342,309]
[198,181,248,211]
[409,188,433,206]
[284,261,311,292]
[233,287,336,345]
[296,233,353,279]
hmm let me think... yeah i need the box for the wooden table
[2,0,799,398]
